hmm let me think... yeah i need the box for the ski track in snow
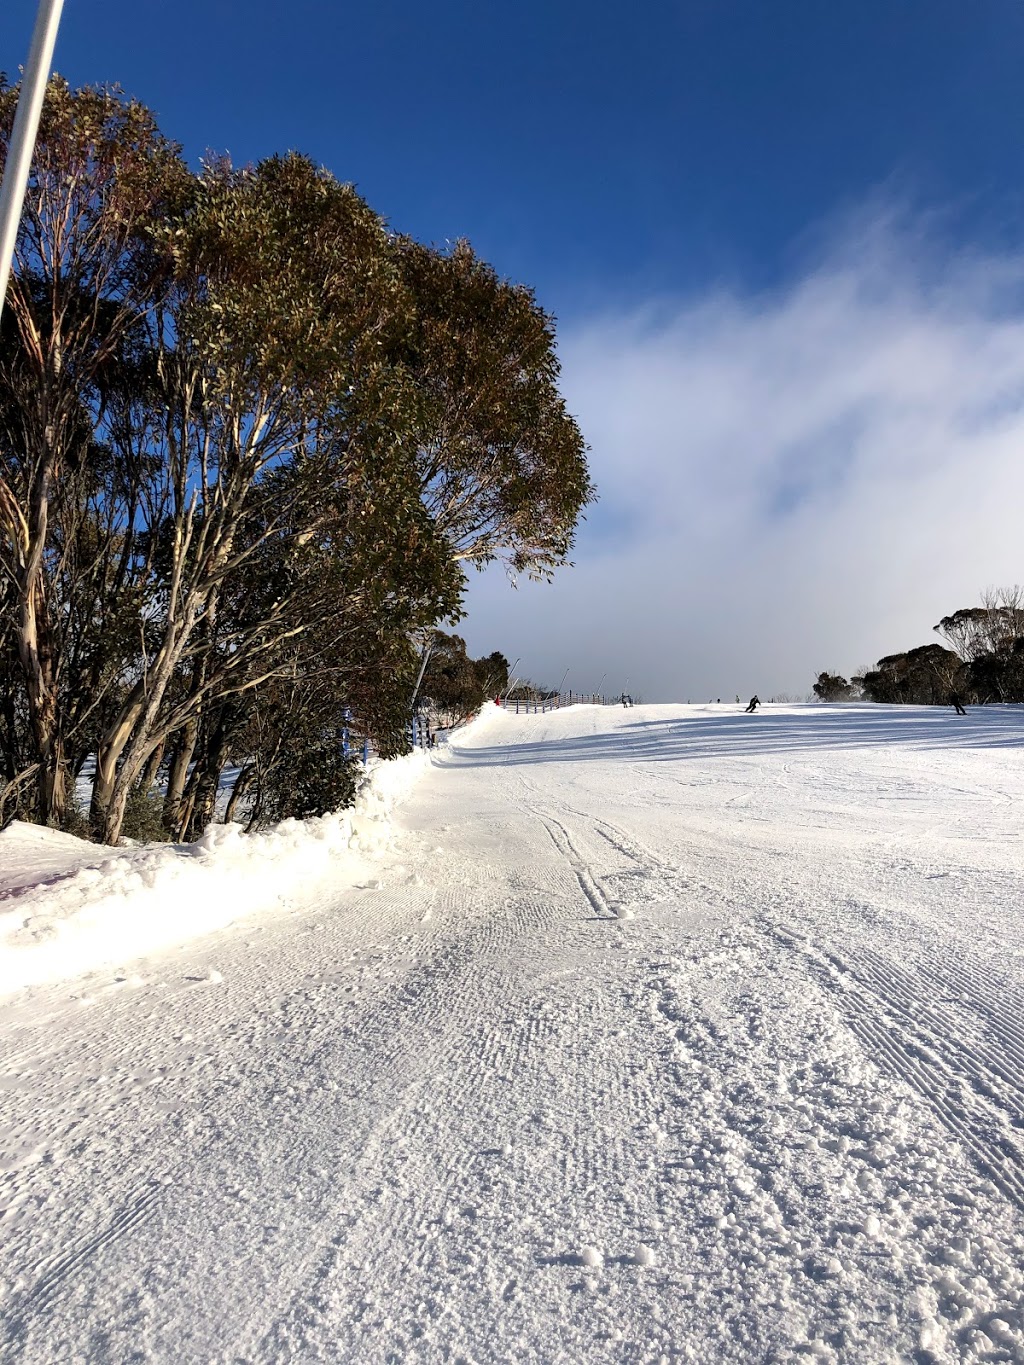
[770,921,1024,1211]
[2,702,1024,1362]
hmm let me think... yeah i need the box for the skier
[948,691,967,716]
[744,695,760,713]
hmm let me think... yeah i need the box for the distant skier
[949,691,967,716]
[744,695,760,713]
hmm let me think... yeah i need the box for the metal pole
[0,0,66,327]
[409,632,435,714]
[557,668,569,700]
[500,659,520,702]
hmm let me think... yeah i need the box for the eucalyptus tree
[811,672,853,702]
[164,449,460,841]
[86,153,441,843]
[391,237,594,579]
[1,80,594,844]
[418,632,508,728]
[0,76,185,826]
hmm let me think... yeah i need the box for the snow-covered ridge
[0,722,484,997]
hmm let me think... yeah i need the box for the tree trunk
[138,738,166,794]
[162,717,198,839]
[18,529,67,826]
[99,776,132,847]
[90,685,147,839]
[224,763,253,826]
[184,705,237,841]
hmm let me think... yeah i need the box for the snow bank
[0,749,431,996]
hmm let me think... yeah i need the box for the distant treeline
[814,587,1024,705]
[0,79,593,843]
[418,635,509,730]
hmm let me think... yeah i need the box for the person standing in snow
[744,695,760,713]
[948,692,967,716]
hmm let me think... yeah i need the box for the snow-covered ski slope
[2,701,1024,1363]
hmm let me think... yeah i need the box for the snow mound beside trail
[0,749,431,997]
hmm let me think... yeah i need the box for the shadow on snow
[447,706,1024,771]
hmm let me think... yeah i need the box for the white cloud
[461,217,1024,701]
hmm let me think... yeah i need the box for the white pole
[500,659,520,702]
[409,632,435,713]
[0,0,65,327]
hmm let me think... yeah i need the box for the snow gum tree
[418,632,509,728]
[390,238,594,579]
[0,80,592,843]
[851,587,1024,710]
[933,588,1024,703]
[858,646,964,705]
[87,152,448,844]
[812,672,854,702]
[0,77,186,827]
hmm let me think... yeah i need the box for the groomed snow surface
[2,701,1024,1363]
[0,749,432,996]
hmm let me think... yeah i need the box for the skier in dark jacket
[948,692,967,716]
[744,695,760,713]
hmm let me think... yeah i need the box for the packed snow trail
[2,704,1024,1363]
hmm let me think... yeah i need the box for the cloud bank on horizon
[462,212,1024,702]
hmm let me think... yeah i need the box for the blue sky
[7,1,1024,697]
[10,0,1024,310]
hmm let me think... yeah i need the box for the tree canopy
[812,672,854,702]
[827,587,1024,708]
[0,79,593,841]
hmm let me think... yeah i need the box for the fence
[342,710,466,764]
[497,691,615,714]
[343,690,624,767]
